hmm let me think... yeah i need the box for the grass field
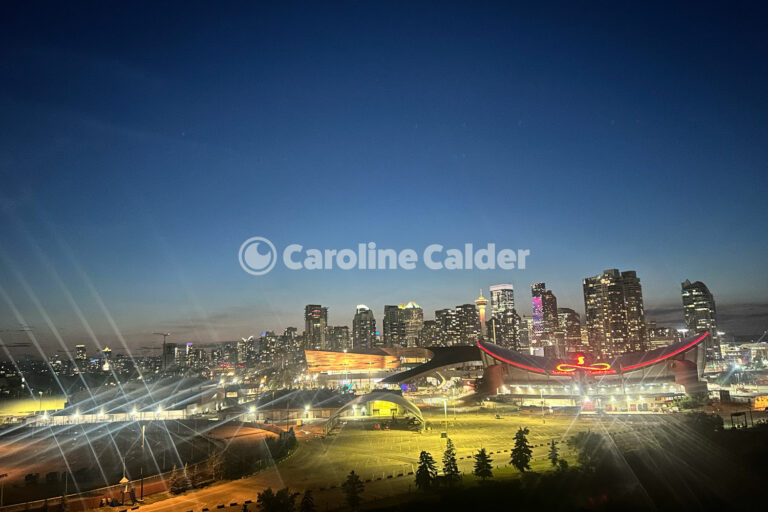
[135,407,674,512]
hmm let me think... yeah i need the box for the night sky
[1,1,767,354]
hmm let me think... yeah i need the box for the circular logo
[238,236,277,276]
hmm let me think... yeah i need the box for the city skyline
[0,272,741,356]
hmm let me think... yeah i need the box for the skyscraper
[75,344,87,362]
[542,289,559,340]
[682,279,721,360]
[531,283,546,342]
[583,269,648,357]
[557,308,582,351]
[328,325,351,351]
[489,284,515,318]
[304,304,328,350]
[531,283,558,343]
[401,302,424,347]
[455,303,481,344]
[435,308,458,346]
[487,308,521,349]
[383,304,405,347]
[352,305,376,349]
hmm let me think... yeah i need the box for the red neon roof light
[477,342,547,374]
[622,331,709,371]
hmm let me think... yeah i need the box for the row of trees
[417,427,567,488]
[255,470,364,512]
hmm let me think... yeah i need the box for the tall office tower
[583,269,648,357]
[489,284,515,318]
[530,283,546,343]
[328,326,351,351]
[401,302,424,347]
[557,308,582,351]
[383,305,405,347]
[238,336,255,365]
[352,305,376,349]
[435,308,458,346]
[455,304,481,344]
[682,279,721,360]
[475,291,488,338]
[162,342,177,370]
[304,304,328,350]
[174,343,190,368]
[487,308,521,349]
[75,344,87,361]
[542,289,559,340]
[419,320,439,347]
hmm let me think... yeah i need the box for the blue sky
[1,1,767,353]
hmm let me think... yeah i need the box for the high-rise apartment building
[304,304,328,350]
[401,302,424,347]
[489,284,515,318]
[455,303,481,344]
[681,279,721,360]
[557,308,582,351]
[583,269,648,357]
[352,305,376,349]
[383,305,405,347]
[531,283,546,342]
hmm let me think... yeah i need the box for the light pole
[38,391,43,415]
[140,425,145,500]
[443,399,448,432]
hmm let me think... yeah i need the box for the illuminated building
[304,304,328,350]
[435,308,458,346]
[475,290,488,338]
[455,303,480,344]
[328,326,351,351]
[647,322,682,350]
[75,345,87,362]
[305,350,400,373]
[682,279,721,360]
[352,305,376,349]
[401,302,423,347]
[542,289,558,340]
[487,308,521,349]
[383,305,405,347]
[531,283,545,342]
[557,308,582,351]
[419,320,439,347]
[489,284,515,317]
[583,269,647,357]
[382,332,712,404]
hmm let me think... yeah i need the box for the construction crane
[153,332,171,370]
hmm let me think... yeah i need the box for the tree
[299,490,315,512]
[557,458,569,471]
[169,465,188,494]
[547,439,559,467]
[341,470,364,511]
[473,448,493,480]
[442,438,461,484]
[257,487,298,512]
[415,451,438,490]
[207,452,224,481]
[510,427,532,473]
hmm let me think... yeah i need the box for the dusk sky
[1,1,767,354]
